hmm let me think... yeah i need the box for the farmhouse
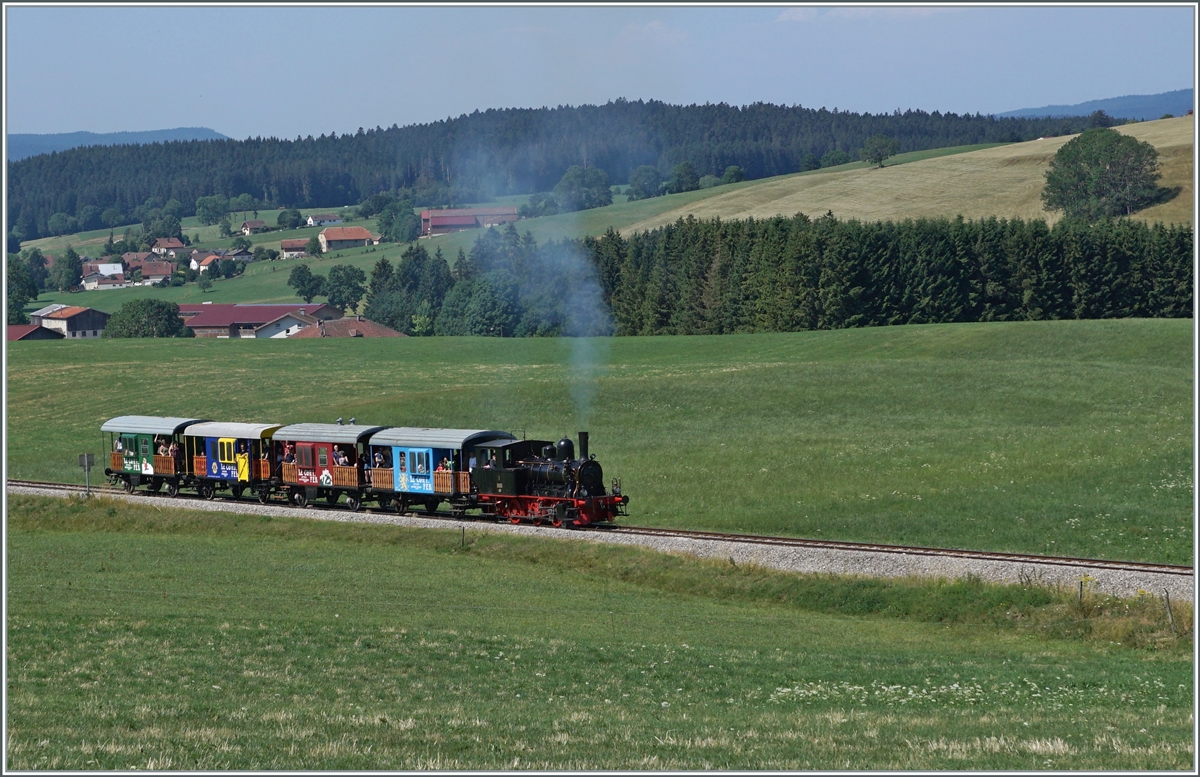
[252,311,320,338]
[280,238,308,259]
[241,220,267,235]
[82,272,127,290]
[307,213,343,227]
[179,303,343,338]
[81,261,123,278]
[420,207,518,236]
[319,226,373,252]
[150,237,185,255]
[288,316,406,339]
[33,306,111,338]
[137,261,176,283]
[7,324,65,341]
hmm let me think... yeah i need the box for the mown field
[6,319,1191,565]
[6,494,1192,770]
[622,116,1194,234]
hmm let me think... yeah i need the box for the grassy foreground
[6,495,1193,770]
[6,319,1191,564]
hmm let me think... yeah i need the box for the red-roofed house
[420,207,518,236]
[36,306,111,338]
[241,220,267,235]
[319,226,373,252]
[182,303,343,338]
[7,324,65,341]
[150,237,186,255]
[138,261,176,284]
[288,316,406,339]
[280,239,309,259]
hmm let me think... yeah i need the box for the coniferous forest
[362,216,1192,339]
[7,100,1097,238]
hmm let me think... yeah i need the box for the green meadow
[6,495,1192,770]
[6,319,1191,564]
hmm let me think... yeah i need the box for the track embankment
[8,480,1192,602]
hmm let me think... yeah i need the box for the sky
[4,4,1196,140]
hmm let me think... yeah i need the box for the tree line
[8,99,1097,241]
[294,214,1189,338]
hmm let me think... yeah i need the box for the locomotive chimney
[578,431,589,460]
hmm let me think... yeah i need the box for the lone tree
[859,135,900,168]
[324,264,367,313]
[1042,127,1161,220]
[553,166,612,212]
[104,299,192,338]
[288,263,326,303]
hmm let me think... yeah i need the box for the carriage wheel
[166,481,180,498]
[346,493,362,512]
[292,490,308,508]
[257,489,270,504]
[122,479,134,493]
[199,482,215,500]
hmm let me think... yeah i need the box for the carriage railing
[331,466,360,488]
[193,455,207,475]
[110,451,123,471]
[281,462,299,484]
[152,455,177,476]
[253,460,271,480]
[433,471,471,495]
[369,467,393,488]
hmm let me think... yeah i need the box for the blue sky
[4,4,1195,140]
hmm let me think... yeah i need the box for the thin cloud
[777,7,960,23]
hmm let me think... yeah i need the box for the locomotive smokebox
[578,431,589,460]
[556,437,575,461]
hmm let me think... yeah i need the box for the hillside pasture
[5,319,1191,565]
[620,116,1194,234]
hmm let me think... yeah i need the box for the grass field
[6,319,1191,565]
[621,116,1194,234]
[6,495,1192,770]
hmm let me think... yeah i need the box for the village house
[137,261,176,284]
[280,238,308,259]
[306,213,343,227]
[318,226,373,252]
[252,311,320,338]
[82,261,124,279]
[420,206,518,237]
[31,305,111,338]
[7,323,66,341]
[82,272,127,290]
[150,237,185,255]
[241,220,267,235]
[179,303,343,338]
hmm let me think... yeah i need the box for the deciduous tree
[288,263,325,303]
[324,264,367,312]
[859,135,900,168]
[553,166,613,212]
[1041,127,1161,220]
[104,299,192,337]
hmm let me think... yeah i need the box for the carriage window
[140,438,150,457]
[318,448,328,467]
[297,446,313,467]
[415,451,428,474]
[398,452,406,472]
[218,439,235,464]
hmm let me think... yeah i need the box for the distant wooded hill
[7,127,230,162]
[8,100,1096,240]
[998,89,1193,121]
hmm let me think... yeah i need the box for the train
[100,416,628,528]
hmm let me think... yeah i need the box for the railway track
[9,478,1190,582]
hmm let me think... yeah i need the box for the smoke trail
[559,243,613,431]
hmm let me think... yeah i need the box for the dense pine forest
[357,215,1192,338]
[7,100,1096,239]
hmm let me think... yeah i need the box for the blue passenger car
[365,427,515,512]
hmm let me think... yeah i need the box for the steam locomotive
[101,416,628,528]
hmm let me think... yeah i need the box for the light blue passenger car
[365,427,515,510]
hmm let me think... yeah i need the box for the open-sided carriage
[102,415,210,496]
[183,421,282,500]
[364,427,517,514]
[269,423,388,509]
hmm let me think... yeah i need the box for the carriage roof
[367,428,516,450]
[183,422,282,439]
[101,416,210,435]
[273,423,389,444]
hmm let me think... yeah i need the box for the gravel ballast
[9,484,1193,602]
